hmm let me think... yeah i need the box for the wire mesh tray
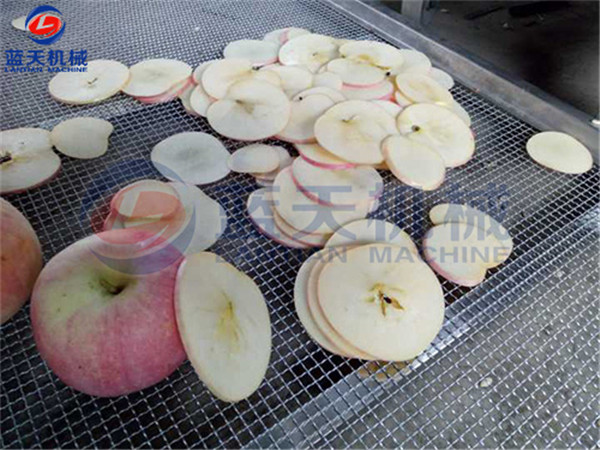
[1,0,598,448]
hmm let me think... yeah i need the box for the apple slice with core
[277,94,334,143]
[293,87,345,104]
[0,128,60,194]
[326,58,385,88]
[111,179,180,220]
[49,59,130,105]
[278,34,339,73]
[397,103,475,167]
[395,73,453,105]
[261,65,313,97]
[339,41,404,70]
[228,144,280,173]
[201,58,281,99]
[342,80,395,101]
[207,80,291,141]
[50,117,113,159]
[314,100,397,165]
[151,132,230,185]
[318,243,445,361]
[382,135,446,191]
[223,39,279,66]
[430,68,455,90]
[122,59,192,97]
[526,131,593,174]
[313,72,343,90]
[295,143,357,170]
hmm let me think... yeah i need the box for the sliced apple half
[314,100,397,165]
[325,219,418,256]
[277,94,334,143]
[151,132,230,184]
[264,27,310,45]
[50,117,113,159]
[272,167,370,234]
[339,41,404,70]
[261,65,313,97]
[207,79,291,141]
[49,59,130,105]
[341,80,394,101]
[111,179,180,220]
[189,83,214,117]
[192,59,217,84]
[291,157,383,206]
[223,39,279,66]
[313,72,343,90]
[201,58,281,99]
[423,222,509,286]
[295,143,356,170]
[526,131,593,174]
[392,50,432,75]
[395,73,453,106]
[0,128,60,194]
[397,103,475,167]
[228,144,280,174]
[372,100,403,118]
[121,59,192,97]
[11,16,26,31]
[318,244,445,361]
[293,87,345,104]
[430,68,455,90]
[326,59,385,88]
[382,135,445,191]
[278,34,339,73]
[429,203,513,259]
[175,252,271,402]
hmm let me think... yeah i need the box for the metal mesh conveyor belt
[1,0,598,448]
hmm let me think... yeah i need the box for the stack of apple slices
[228,144,292,187]
[121,59,193,104]
[422,204,514,286]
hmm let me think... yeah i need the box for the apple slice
[201,58,281,99]
[49,59,130,105]
[122,59,192,97]
[526,131,593,174]
[318,243,445,361]
[192,59,217,84]
[255,178,274,188]
[0,128,60,194]
[179,83,198,116]
[324,219,418,256]
[207,80,291,141]
[295,143,356,170]
[272,167,370,234]
[223,39,279,66]
[313,72,343,90]
[228,144,280,173]
[397,103,475,167]
[11,16,26,31]
[293,87,345,104]
[278,34,339,73]
[175,251,271,402]
[429,203,513,260]
[277,94,334,143]
[326,59,385,88]
[151,132,230,184]
[382,135,446,190]
[392,50,432,75]
[111,179,180,220]
[189,83,214,117]
[372,100,402,118]
[251,146,293,180]
[264,27,310,45]
[341,80,395,101]
[394,90,413,107]
[339,41,404,70]
[395,73,453,106]
[134,78,192,104]
[430,68,455,90]
[450,101,472,126]
[272,209,330,247]
[246,188,310,249]
[314,100,397,165]
[50,117,113,159]
[261,65,313,97]
[423,222,510,286]
[291,157,383,206]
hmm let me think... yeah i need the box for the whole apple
[0,198,43,324]
[31,228,186,397]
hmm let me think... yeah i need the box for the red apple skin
[30,229,186,397]
[0,199,43,324]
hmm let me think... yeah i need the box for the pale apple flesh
[295,143,357,170]
[276,94,334,144]
[111,179,180,220]
[121,59,192,97]
[228,144,280,173]
[51,117,114,159]
[223,39,279,66]
[526,131,593,174]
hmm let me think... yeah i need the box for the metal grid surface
[1,0,598,448]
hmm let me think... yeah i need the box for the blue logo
[25,5,65,45]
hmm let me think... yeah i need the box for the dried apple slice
[382,135,445,191]
[395,73,453,106]
[313,72,343,90]
[325,219,418,256]
[397,103,475,167]
[228,144,280,174]
[314,100,397,165]
[49,59,129,105]
[423,222,509,286]
[0,128,60,194]
[372,100,402,118]
[189,83,214,117]
[526,131,593,174]
[291,157,383,206]
[326,59,385,88]
[293,87,345,104]
[223,39,279,66]
[277,94,334,143]
[50,117,113,159]
[429,203,513,260]
[278,34,339,73]
[272,167,370,234]
[261,65,313,97]
[207,79,291,141]
[111,179,180,220]
[121,59,192,97]
[318,244,445,361]
[295,143,356,170]
[175,252,271,402]
[192,59,217,84]
[339,41,404,70]
[201,58,280,99]
[341,80,394,101]
[151,132,230,185]
[392,50,432,75]
[430,68,455,90]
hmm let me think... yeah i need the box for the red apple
[30,228,185,397]
[0,199,43,324]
